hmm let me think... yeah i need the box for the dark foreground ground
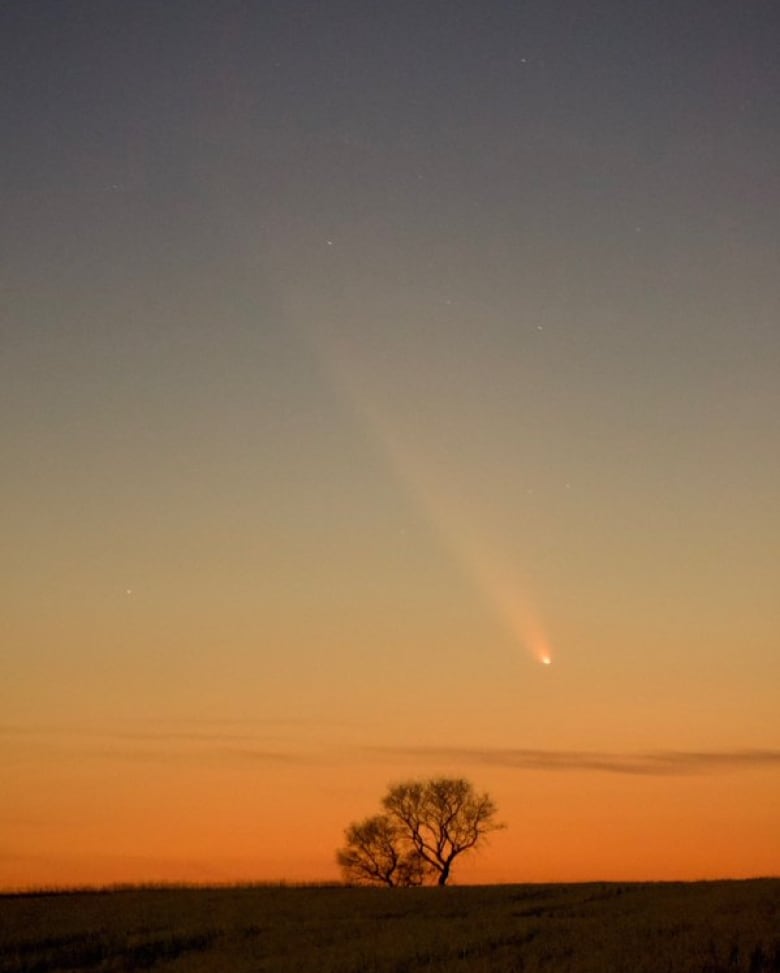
[1,879,778,973]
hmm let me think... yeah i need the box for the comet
[303,321,557,667]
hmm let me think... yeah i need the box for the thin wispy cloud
[0,724,305,765]
[4,723,779,776]
[88,746,305,766]
[364,746,780,777]
[0,718,360,742]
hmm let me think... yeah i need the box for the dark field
[1,879,778,973]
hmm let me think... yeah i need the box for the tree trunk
[438,863,451,886]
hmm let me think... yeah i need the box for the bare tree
[337,777,503,887]
[383,777,502,886]
[336,814,427,887]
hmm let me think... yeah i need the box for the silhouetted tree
[337,777,503,887]
[383,777,502,886]
[336,814,427,887]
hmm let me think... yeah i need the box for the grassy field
[1,879,778,973]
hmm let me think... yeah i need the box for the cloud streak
[364,746,780,777]
[4,724,779,776]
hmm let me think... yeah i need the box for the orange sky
[3,2,780,889]
[3,721,778,889]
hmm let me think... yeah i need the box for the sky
[1,0,779,888]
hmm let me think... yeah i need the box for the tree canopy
[337,777,503,886]
[335,814,426,887]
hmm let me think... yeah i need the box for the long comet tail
[300,322,554,665]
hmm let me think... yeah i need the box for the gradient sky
[2,0,779,889]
